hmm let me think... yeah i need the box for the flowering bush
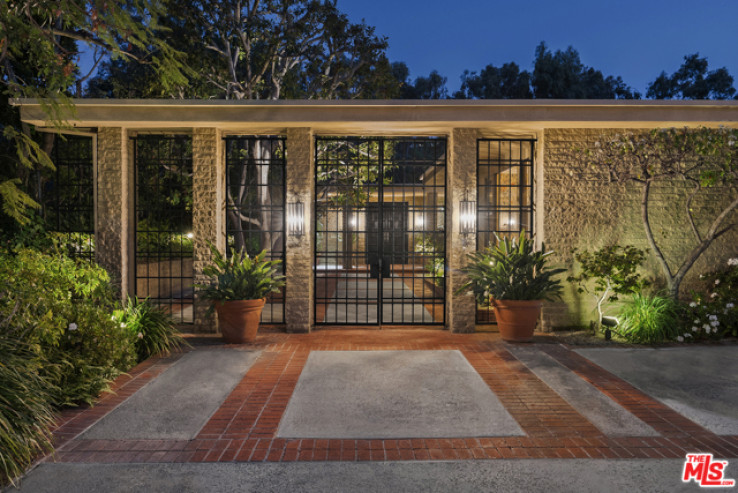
[680,257,738,341]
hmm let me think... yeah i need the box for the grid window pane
[315,137,446,325]
[134,135,194,324]
[41,135,95,261]
[476,139,535,324]
[225,136,286,324]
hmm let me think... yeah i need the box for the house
[15,99,738,333]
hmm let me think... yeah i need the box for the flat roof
[14,98,738,134]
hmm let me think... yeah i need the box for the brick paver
[47,330,738,464]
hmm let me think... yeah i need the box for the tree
[646,53,736,100]
[567,245,649,330]
[575,127,738,299]
[0,0,188,224]
[532,42,640,99]
[390,62,448,99]
[454,62,532,99]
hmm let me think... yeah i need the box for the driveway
[6,331,738,493]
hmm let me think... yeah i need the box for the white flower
[68,322,78,331]
[703,323,711,331]
[715,279,721,285]
[711,320,720,327]
[689,302,698,308]
[709,314,718,321]
[137,332,143,339]
[684,333,693,338]
[693,319,700,324]
[120,323,127,328]
[677,336,684,342]
[692,326,699,332]
[726,303,735,309]
[728,258,738,266]
[711,292,718,299]
[705,327,711,334]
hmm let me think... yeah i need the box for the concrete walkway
[6,331,738,492]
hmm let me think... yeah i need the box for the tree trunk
[640,181,676,297]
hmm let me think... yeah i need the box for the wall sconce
[287,201,304,237]
[459,200,476,235]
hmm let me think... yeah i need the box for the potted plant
[197,243,285,344]
[456,231,565,342]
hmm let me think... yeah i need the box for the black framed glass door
[315,137,446,326]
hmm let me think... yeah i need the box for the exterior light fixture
[459,200,476,235]
[287,201,305,237]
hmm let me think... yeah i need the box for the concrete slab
[12,459,734,493]
[576,346,738,435]
[276,350,524,439]
[82,349,260,440]
[507,344,659,437]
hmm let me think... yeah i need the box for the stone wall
[447,128,478,333]
[284,128,314,332]
[192,128,224,332]
[543,128,738,329]
[95,127,129,299]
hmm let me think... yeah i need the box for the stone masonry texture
[95,127,128,299]
[192,128,224,332]
[447,128,478,333]
[284,128,314,332]
[543,128,738,329]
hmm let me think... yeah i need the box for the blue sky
[340,0,738,94]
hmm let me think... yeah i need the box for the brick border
[48,332,738,463]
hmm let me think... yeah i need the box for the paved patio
[43,330,738,465]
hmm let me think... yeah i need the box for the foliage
[456,230,565,302]
[647,54,736,100]
[112,297,186,362]
[574,127,738,299]
[0,336,56,486]
[425,258,445,287]
[455,62,532,99]
[454,42,640,100]
[567,245,650,330]
[197,243,285,307]
[391,66,449,99]
[682,257,738,341]
[0,0,188,225]
[531,42,640,99]
[615,293,682,344]
[0,248,136,406]
[88,0,397,101]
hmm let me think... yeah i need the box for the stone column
[446,128,478,333]
[284,128,314,333]
[192,128,225,332]
[96,127,130,300]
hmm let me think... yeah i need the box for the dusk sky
[341,0,738,95]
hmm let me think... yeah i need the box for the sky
[339,0,738,95]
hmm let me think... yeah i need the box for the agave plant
[456,231,565,302]
[196,243,286,309]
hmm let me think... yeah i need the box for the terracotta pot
[214,298,266,344]
[492,299,543,342]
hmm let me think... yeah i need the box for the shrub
[0,248,136,406]
[567,245,649,332]
[0,336,56,486]
[112,297,186,361]
[682,257,738,341]
[615,293,682,344]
